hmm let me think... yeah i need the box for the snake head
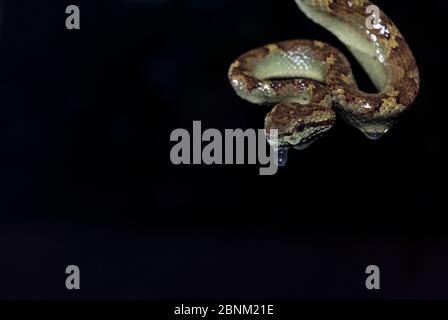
[265,102,336,149]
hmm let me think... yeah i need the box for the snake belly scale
[228,0,420,164]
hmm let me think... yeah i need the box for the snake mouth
[270,124,331,167]
[294,124,333,146]
[268,121,334,150]
[362,130,388,140]
[293,141,314,150]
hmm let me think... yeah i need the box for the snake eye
[296,123,306,132]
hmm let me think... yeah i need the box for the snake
[228,0,419,165]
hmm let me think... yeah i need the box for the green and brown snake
[228,0,420,165]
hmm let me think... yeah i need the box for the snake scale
[228,0,419,164]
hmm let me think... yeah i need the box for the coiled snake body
[228,0,419,164]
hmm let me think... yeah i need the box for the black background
[0,0,446,299]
